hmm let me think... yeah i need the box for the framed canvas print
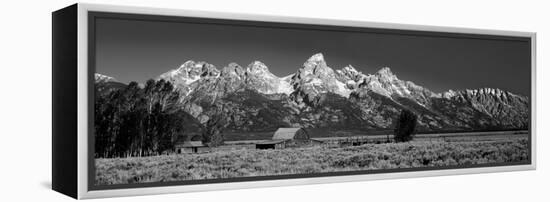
[52,3,536,199]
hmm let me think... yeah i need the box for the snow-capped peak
[376,67,395,77]
[159,60,218,86]
[354,66,438,106]
[246,61,269,75]
[336,65,364,83]
[307,53,325,64]
[156,60,221,97]
[221,63,245,79]
[95,73,117,83]
[291,53,352,99]
[343,65,359,74]
[179,60,196,69]
[174,60,217,76]
[442,89,458,99]
[300,53,334,77]
[243,61,293,95]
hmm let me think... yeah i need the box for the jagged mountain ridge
[96,53,529,132]
[157,60,220,96]
[155,53,442,106]
[439,88,529,128]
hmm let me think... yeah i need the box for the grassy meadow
[95,133,529,185]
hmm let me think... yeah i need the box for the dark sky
[95,17,531,95]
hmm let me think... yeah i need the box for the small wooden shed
[255,140,286,150]
[175,141,209,154]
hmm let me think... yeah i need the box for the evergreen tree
[394,109,417,142]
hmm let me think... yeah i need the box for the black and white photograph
[91,12,531,187]
[5,0,550,201]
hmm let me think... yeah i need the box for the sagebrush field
[95,135,529,185]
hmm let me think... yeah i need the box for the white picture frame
[52,3,536,199]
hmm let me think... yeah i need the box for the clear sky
[95,16,531,96]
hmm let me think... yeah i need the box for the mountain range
[95,53,529,133]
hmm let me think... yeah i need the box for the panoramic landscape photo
[92,16,531,186]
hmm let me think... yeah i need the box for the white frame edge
[76,3,537,199]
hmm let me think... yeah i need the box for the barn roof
[272,128,304,140]
[178,141,206,148]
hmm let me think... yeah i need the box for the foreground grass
[95,138,528,185]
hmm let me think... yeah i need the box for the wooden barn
[256,128,314,149]
[175,141,209,154]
